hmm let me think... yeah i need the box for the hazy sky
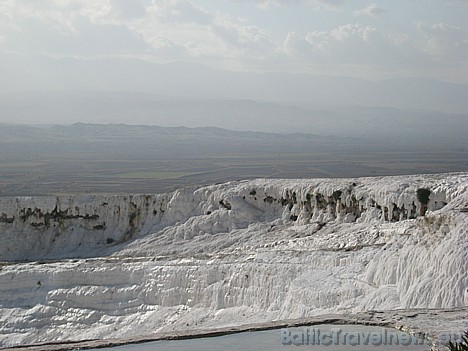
[0,0,467,83]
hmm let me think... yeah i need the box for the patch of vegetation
[332,190,342,201]
[0,213,15,223]
[417,188,431,204]
[315,193,327,209]
[447,331,468,351]
[106,238,115,244]
[292,192,297,205]
[249,189,256,196]
[280,190,296,210]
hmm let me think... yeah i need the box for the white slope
[0,173,467,347]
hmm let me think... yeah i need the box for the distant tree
[417,188,431,204]
[417,188,431,216]
[332,190,342,201]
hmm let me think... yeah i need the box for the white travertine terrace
[0,173,466,347]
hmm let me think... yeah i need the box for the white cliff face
[0,173,467,347]
[0,194,173,261]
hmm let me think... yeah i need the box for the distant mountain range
[1,53,467,114]
[0,91,466,144]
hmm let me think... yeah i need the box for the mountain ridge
[1,54,467,113]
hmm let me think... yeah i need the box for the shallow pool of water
[90,324,429,351]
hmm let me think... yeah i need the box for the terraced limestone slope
[0,173,467,348]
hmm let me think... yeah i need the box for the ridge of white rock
[0,173,467,347]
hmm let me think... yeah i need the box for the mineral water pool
[90,324,430,351]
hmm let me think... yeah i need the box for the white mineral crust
[0,173,466,347]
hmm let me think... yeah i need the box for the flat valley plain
[0,123,467,196]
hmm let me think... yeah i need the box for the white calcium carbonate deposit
[0,173,467,347]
